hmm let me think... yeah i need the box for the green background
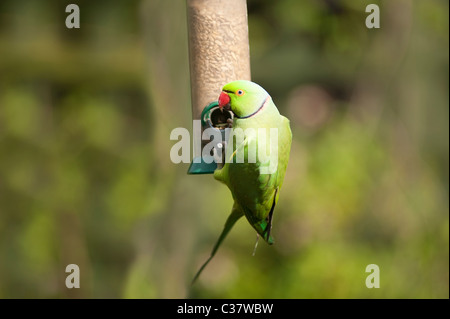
[0,0,448,298]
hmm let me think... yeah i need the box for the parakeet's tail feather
[264,188,278,244]
[191,205,243,285]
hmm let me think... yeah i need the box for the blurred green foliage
[0,0,448,298]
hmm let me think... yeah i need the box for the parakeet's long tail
[191,204,243,285]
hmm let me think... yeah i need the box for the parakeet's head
[218,80,270,119]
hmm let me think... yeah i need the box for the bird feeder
[186,0,251,174]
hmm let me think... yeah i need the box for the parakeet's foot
[227,118,233,128]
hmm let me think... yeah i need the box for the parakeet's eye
[236,89,245,96]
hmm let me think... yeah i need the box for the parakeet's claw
[227,118,233,128]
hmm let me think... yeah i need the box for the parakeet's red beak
[218,91,231,111]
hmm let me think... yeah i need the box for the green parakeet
[192,80,292,284]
